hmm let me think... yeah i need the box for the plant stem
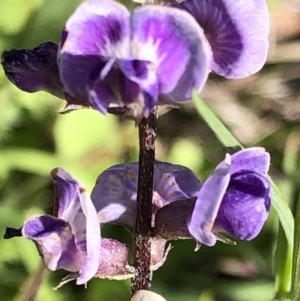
[132,110,157,294]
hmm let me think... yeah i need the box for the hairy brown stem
[132,110,157,294]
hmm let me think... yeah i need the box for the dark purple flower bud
[1,42,64,98]
[4,168,134,285]
[58,0,210,117]
[168,0,270,78]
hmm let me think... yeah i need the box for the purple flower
[4,168,134,285]
[1,0,269,117]
[92,148,271,247]
[59,0,211,117]
[167,0,270,78]
[1,0,210,118]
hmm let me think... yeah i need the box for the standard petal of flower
[154,161,202,204]
[130,5,210,104]
[188,155,231,246]
[230,147,270,175]
[1,42,64,98]
[215,171,270,240]
[73,186,101,285]
[96,238,134,279]
[91,163,138,228]
[51,168,81,219]
[169,0,269,78]
[22,215,81,272]
[59,0,130,104]
[52,168,101,284]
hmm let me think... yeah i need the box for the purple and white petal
[230,147,270,175]
[120,59,158,117]
[91,163,139,229]
[154,161,202,204]
[71,185,101,285]
[130,5,210,104]
[22,215,81,272]
[215,171,270,240]
[169,0,269,78]
[188,155,231,246]
[51,168,101,284]
[59,0,130,103]
[87,58,120,114]
[51,168,81,219]
[1,42,64,98]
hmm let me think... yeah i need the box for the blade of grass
[283,132,300,300]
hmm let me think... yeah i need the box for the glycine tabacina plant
[2,0,275,300]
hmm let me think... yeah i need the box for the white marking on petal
[97,203,127,223]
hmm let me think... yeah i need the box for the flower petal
[51,168,101,284]
[1,42,64,98]
[22,215,81,272]
[231,147,270,175]
[188,155,231,246]
[72,185,101,285]
[154,161,202,204]
[215,171,270,240]
[130,5,210,104]
[91,161,202,229]
[169,0,270,78]
[120,59,158,117]
[51,168,80,219]
[59,0,130,103]
[91,162,139,228]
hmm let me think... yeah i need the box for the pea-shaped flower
[92,148,271,247]
[155,148,271,246]
[2,0,269,118]
[2,0,210,118]
[4,168,134,285]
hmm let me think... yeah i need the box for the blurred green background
[0,0,300,300]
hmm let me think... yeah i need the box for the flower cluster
[2,0,271,298]
[1,0,269,119]
[5,148,271,285]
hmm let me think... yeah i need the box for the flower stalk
[132,109,157,294]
